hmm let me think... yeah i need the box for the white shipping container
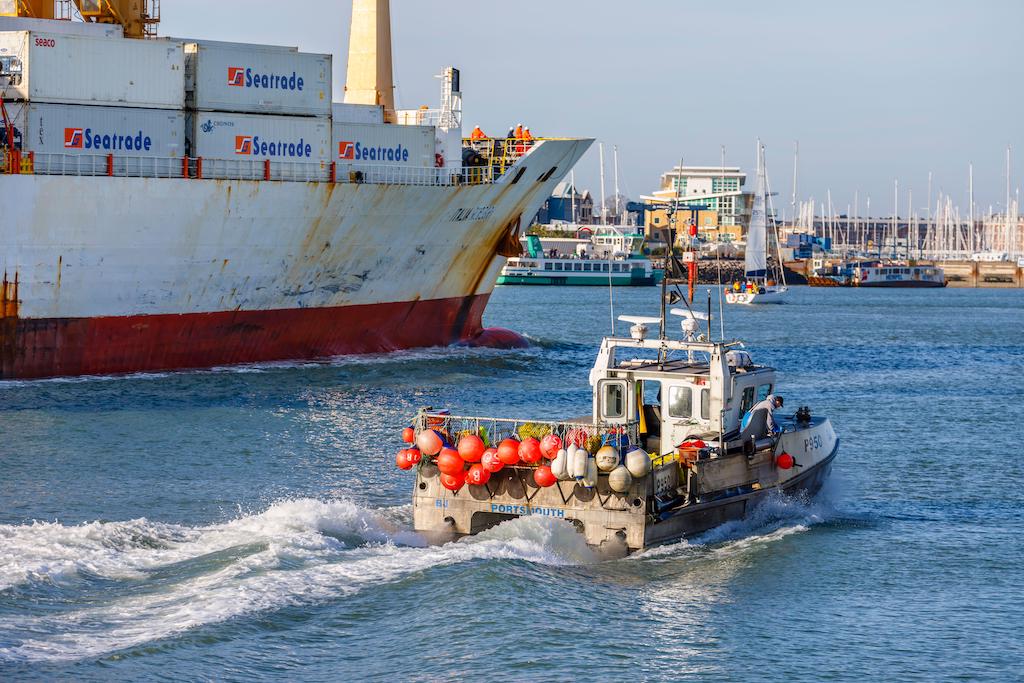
[331,102,384,125]
[0,31,184,109]
[6,101,185,156]
[0,16,124,38]
[185,42,330,116]
[188,112,330,162]
[332,122,435,167]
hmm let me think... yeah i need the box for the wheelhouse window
[740,386,755,414]
[700,388,710,420]
[603,382,625,418]
[544,263,552,271]
[668,385,692,418]
[757,383,772,401]
[554,263,563,271]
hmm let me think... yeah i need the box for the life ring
[435,153,444,168]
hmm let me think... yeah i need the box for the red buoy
[396,450,413,470]
[540,434,563,459]
[440,471,465,492]
[519,437,543,464]
[693,439,706,448]
[416,429,444,456]
[776,452,795,470]
[401,427,415,444]
[497,438,521,465]
[436,448,465,476]
[466,463,491,486]
[481,448,503,473]
[533,465,557,488]
[458,434,485,463]
[405,448,422,465]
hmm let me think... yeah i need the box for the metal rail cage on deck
[413,411,641,453]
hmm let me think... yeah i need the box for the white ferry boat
[496,225,656,286]
[852,263,946,288]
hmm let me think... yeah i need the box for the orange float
[396,450,413,470]
[466,463,491,486]
[481,448,503,473]
[440,471,465,492]
[540,434,562,459]
[436,448,465,476]
[533,465,557,487]
[518,437,542,464]
[776,452,795,470]
[458,434,486,463]
[405,448,422,465]
[416,429,444,456]
[497,438,521,465]
[402,427,415,443]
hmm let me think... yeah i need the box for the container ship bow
[0,0,591,379]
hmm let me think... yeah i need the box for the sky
[161,0,1023,219]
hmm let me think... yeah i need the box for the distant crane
[1,0,160,39]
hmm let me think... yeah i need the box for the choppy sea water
[1,285,1022,682]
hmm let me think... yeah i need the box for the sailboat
[726,141,788,304]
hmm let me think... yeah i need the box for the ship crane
[1,0,160,38]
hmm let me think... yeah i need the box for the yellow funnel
[343,0,396,123]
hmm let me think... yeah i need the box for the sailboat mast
[570,170,576,224]
[613,145,621,223]
[599,143,607,226]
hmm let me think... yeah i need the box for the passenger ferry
[852,263,945,287]
[810,260,946,288]
[496,225,656,286]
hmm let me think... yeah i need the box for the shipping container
[332,102,384,125]
[6,101,186,157]
[0,16,124,38]
[185,42,330,117]
[332,122,435,167]
[188,111,330,162]
[0,31,184,109]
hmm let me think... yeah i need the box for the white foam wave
[0,498,594,663]
[632,483,840,562]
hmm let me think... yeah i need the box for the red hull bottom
[0,294,493,379]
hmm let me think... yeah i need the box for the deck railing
[415,411,640,451]
[10,152,501,187]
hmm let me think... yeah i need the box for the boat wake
[0,499,591,663]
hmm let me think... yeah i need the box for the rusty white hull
[0,139,591,378]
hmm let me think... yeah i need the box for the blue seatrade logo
[64,127,152,152]
[339,141,410,163]
[228,66,304,92]
[234,134,312,158]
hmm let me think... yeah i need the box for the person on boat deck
[470,125,487,141]
[748,394,784,435]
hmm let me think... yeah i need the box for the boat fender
[608,465,633,493]
[570,447,589,480]
[581,456,599,488]
[551,449,571,480]
[625,448,651,478]
[595,445,620,472]
[776,452,795,470]
[435,153,444,168]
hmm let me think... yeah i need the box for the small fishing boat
[496,225,657,286]
[393,301,838,555]
[726,142,788,304]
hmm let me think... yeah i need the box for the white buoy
[551,448,570,480]
[625,448,651,477]
[570,447,589,480]
[582,456,599,488]
[608,465,633,492]
[595,445,620,472]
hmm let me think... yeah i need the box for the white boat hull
[725,286,788,305]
